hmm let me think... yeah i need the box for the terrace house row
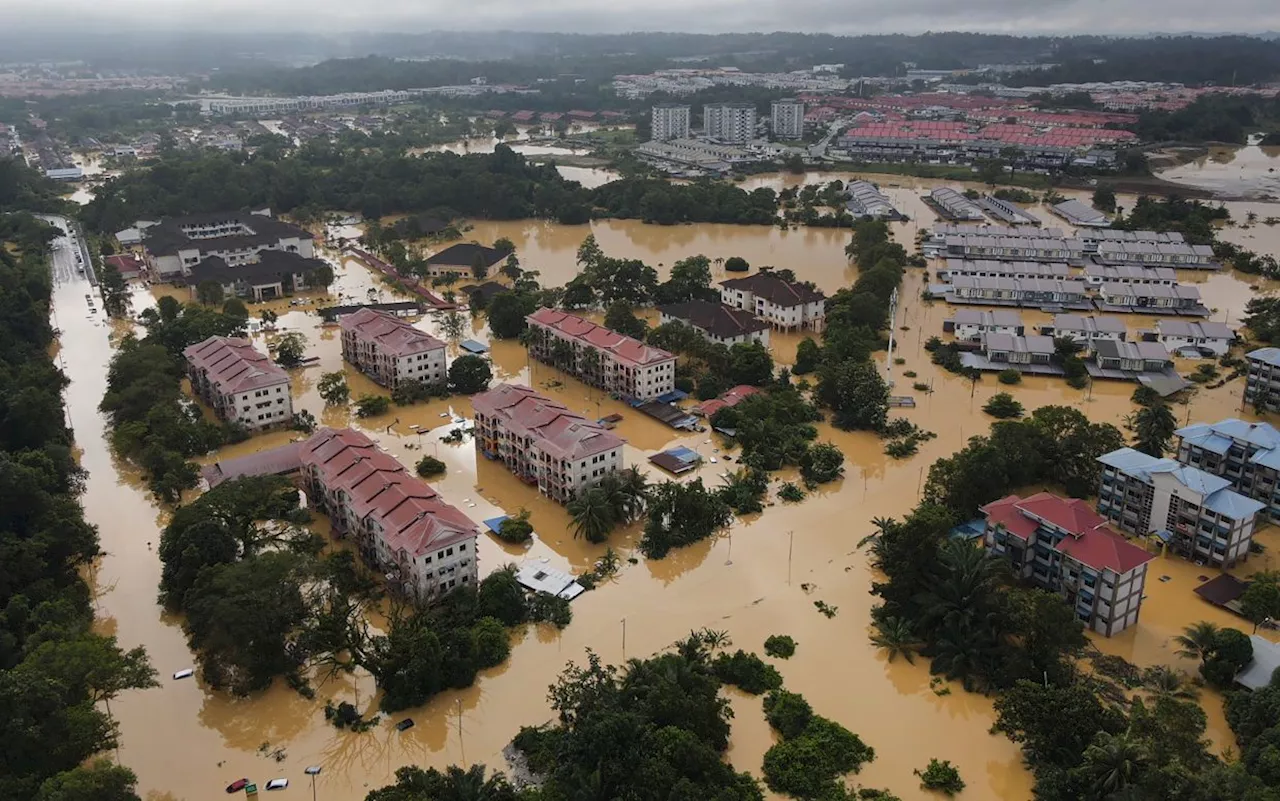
[1097,283,1205,314]
[1082,264,1178,287]
[1176,418,1280,524]
[183,336,293,430]
[298,428,478,601]
[1096,240,1218,270]
[1148,320,1234,357]
[942,233,1085,263]
[1097,447,1264,568]
[947,275,1088,306]
[940,259,1071,281]
[339,308,447,389]
[525,308,676,401]
[1041,314,1127,347]
[472,383,626,504]
[944,309,1023,340]
[981,493,1152,636]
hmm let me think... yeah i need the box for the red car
[226,778,250,793]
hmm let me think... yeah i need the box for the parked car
[265,778,289,791]
[226,778,249,793]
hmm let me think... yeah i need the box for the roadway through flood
[55,163,1280,801]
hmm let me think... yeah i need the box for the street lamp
[304,766,322,801]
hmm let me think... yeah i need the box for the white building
[658,300,771,347]
[947,309,1023,341]
[1046,314,1128,347]
[183,336,293,430]
[1153,320,1234,356]
[526,308,677,401]
[770,98,805,140]
[339,308,447,389]
[650,104,691,141]
[703,102,758,144]
[721,273,826,332]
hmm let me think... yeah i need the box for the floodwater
[1158,145,1280,200]
[59,166,1280,801]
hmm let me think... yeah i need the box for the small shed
[460,339,490,354]
[649,446,703,475]
[515,562,586,600]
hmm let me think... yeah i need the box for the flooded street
[59,159,1280,800]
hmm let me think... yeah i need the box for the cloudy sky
[6,0,1280,35]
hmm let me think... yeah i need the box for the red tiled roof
[471,383,624,460]
[1055,525,1154,574]
[527,308,675,368]
[695,384,760,417]
[183,336,289,394]
[1015,491,1108,535]
[982,492,1154,573]
[339,307,444,357]
[105,254,145,275]
[980,494,1040,540]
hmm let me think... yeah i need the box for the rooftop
[527,308,675,368]
[339,307,444,357]
[1177,418,1280,471]
[183,336,290,395]
[1248,347,1280,368]
[1092,339,1174,364]
[425,243,506,268]
[472,383,625,461]
[1157,320,1234,340]
[1051,199,1108,225]
[188,250,328,287]
[1099,447,1267,520]
[982,492,1153,573]
[720,273,826,306]
[659,300,769,339]
[1051,313,1127,335]
[144,211,313,256]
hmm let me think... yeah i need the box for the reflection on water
[1159,145,1280,199]
[64,179,1280,801]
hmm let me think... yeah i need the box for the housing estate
[142,210,317,286]
[526,308,676,401]
[472,383,626,503]
[720,273,827,332]
[945,309,1024,340]
[424,243,507,278]
[183,336,293,430]
[1149,320,1234,356]
[1246,348,1280,412]
[981,492,1152,636]
[298,428,478,601]
[657,300,771,347]
[1049,198,1109,227]
[1097,447,1265,567]
[339,308,447,389]
[1176,418,1280,523]
[1043,314,1127,346]
[939,259,1071,281]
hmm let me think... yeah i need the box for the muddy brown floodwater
[61,164,1280,801]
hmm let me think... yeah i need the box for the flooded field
[1158,144,1280,199]
[59,162,1280,801]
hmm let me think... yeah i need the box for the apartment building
[1152,320,1234,356]
[339,308,447,389]
[298,428,478,601]
[703,102,758,144]
[650,104,691,141]
[183,336,293,430]
[981,492,1152,636]
[1097,447,1265,567]
[1044,314,1127,347]
[1176,418,1280,523]
[658,300,771,347]
[720,273,827,332]
[945,309,1023,341]
[526,308,676,401]
[1246,348,1280,412]
[143,210,317,283]
[472,383,626,503]
[770,98,805,140]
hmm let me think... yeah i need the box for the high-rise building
[650,104,691,141]
[703,102,758,144]
[771,98,805,140]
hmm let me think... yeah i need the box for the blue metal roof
[1248,347,1280,367]
[1203,490,1266,520]
[482,515,510,534]
[1176,418,1280,468]
[460,339,489,354]
[1100,447,1263,521]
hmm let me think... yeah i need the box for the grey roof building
[1050,199,1109,227]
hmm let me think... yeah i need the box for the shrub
[997,368,1022,385]
[779,482,806,503]
[711,650,783,694]
[800,443,845,485]
[725,256,750,272]
[354,394,391,418]
[903,370,917,378]
[762,716,875,799]
[496,510,534,544]
[982,392,1024,419]
[764,635,797,659]
[912,382,930,392]
[915,759,965,796]
[416,455,446,478]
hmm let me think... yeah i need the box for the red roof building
[299,428,477,600]
[183,336,293,430]
[338,307,446,389]
[695,384,760,418]
[526,308,676,401]
[104,253,146,278]
[980,492,1153,636]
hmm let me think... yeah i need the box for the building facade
[703,102,758,144]
[472,383,626,503]
[1176,418,1280,523]
[1045,314,1127,346]
[339,308,447,389]
[770,98,805,139]
[657,300,771,347]
[183,336,293,430]
[981,492,1152,636]
[720,274,826,332]
[1246,348,1280,413]
[946,309,1023,341]
[1097,447,1265,567]
[298,428,478,601]
[650,104,691,141]
[526,308,676,401]
[1154,320,1234,356]
[143,211,315,279]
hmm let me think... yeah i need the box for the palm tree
[698,628,732,650]
[1082,732,1149,799]
[871,616,920,664]
[567,487,615,543]
[1173,621,1220,668]
[614,466,650,522]
[1141,665,1200,702]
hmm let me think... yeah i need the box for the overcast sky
[6,0,1280,36]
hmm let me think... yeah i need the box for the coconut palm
[1173,621,1220,668]
[698,628,732,650]
[1082,731,1149,798]
[1140,665,1200,702]
[870,616,920,664]
[614,466,650,522]
[567,487,615,543]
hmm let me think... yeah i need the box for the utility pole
[457,698,465,765]
[621,617,627,658]
[787,530,794,585]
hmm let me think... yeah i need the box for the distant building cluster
[206,89,418,116]
[613,67,849,99]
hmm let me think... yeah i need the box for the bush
[915,759,965,796]
[449,354,492,394]
[471,616,512,668]
[903,370,917,378]
[497,510,534,544]
[764,635,797,659]
[763,689,813,738]
[779,482,806,502]
[415,455,446,478]
[725,256,750,272]
[912,382,930,392]
[982,392,1024,419]
[354,394,391,418]
[711,650,783,694]
[800,442,845,485]
[762,716,875,799]
[997,368,1022,385]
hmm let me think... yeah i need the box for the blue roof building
[1177,418,1280,523]
[1246,349,1280,414]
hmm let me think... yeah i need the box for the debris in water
[172,668,194,680]
[814,601,838,618]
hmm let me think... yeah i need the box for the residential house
[720,273,827,332]
[981,332,1055,365]
[1152,320,1234,356]
[472,383,626,503]
[1044,314,1127,347]
[981,492,1152,635]
[1097,447,1265,567]
[946,309,1023,341]
[424,243,506,279]
[1176,418,1280,523]
[526,308,676,401]
[298,428,478,601]
[1246,348,1280,413]
[658,300,771,347]
[339,308,446,389]
[1091,339,1174,373]
[183,336,293,430]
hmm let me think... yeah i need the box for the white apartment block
[143,210,315,278]
[339,308,446,389]
[771,98,805,140]
[183,336,293,430]
[298,428,478,601]
[703,102,758,144]
[472,383,626,504]
[720,273,827,332]
[526,308,676,401]
[650,104,691,141]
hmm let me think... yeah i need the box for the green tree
[816,359,888,431]
[728,341,775,386]
[449,354,492,394]
[1241,572,1280,631]
[493,237,516,255]
[196,280,224,306]
[870,616,920,664]
[272,331,307,367]
[440,310,466,343]
[800,442,845,485]
[567,487,616,543]
[318,371,350,405]
[915,759,965,796]
[603,301,648,340]
[34,760,140,801]
[1093,187,1118,214]
[724,256,750,272]
[763,689,813,738]
[355,394,391,417]
[1127,401,1177,457]
[1174,621,1221,669]
[471,617,512,668]
[98,264,130,318]
[640,479,733,559]
[486,291,537,339]
[416,455,446,477]
[221,297,248,320]
[307,263,335,288]
[1081,732,1148,799]
[793,337,821,374]
[983,392,1025,419]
